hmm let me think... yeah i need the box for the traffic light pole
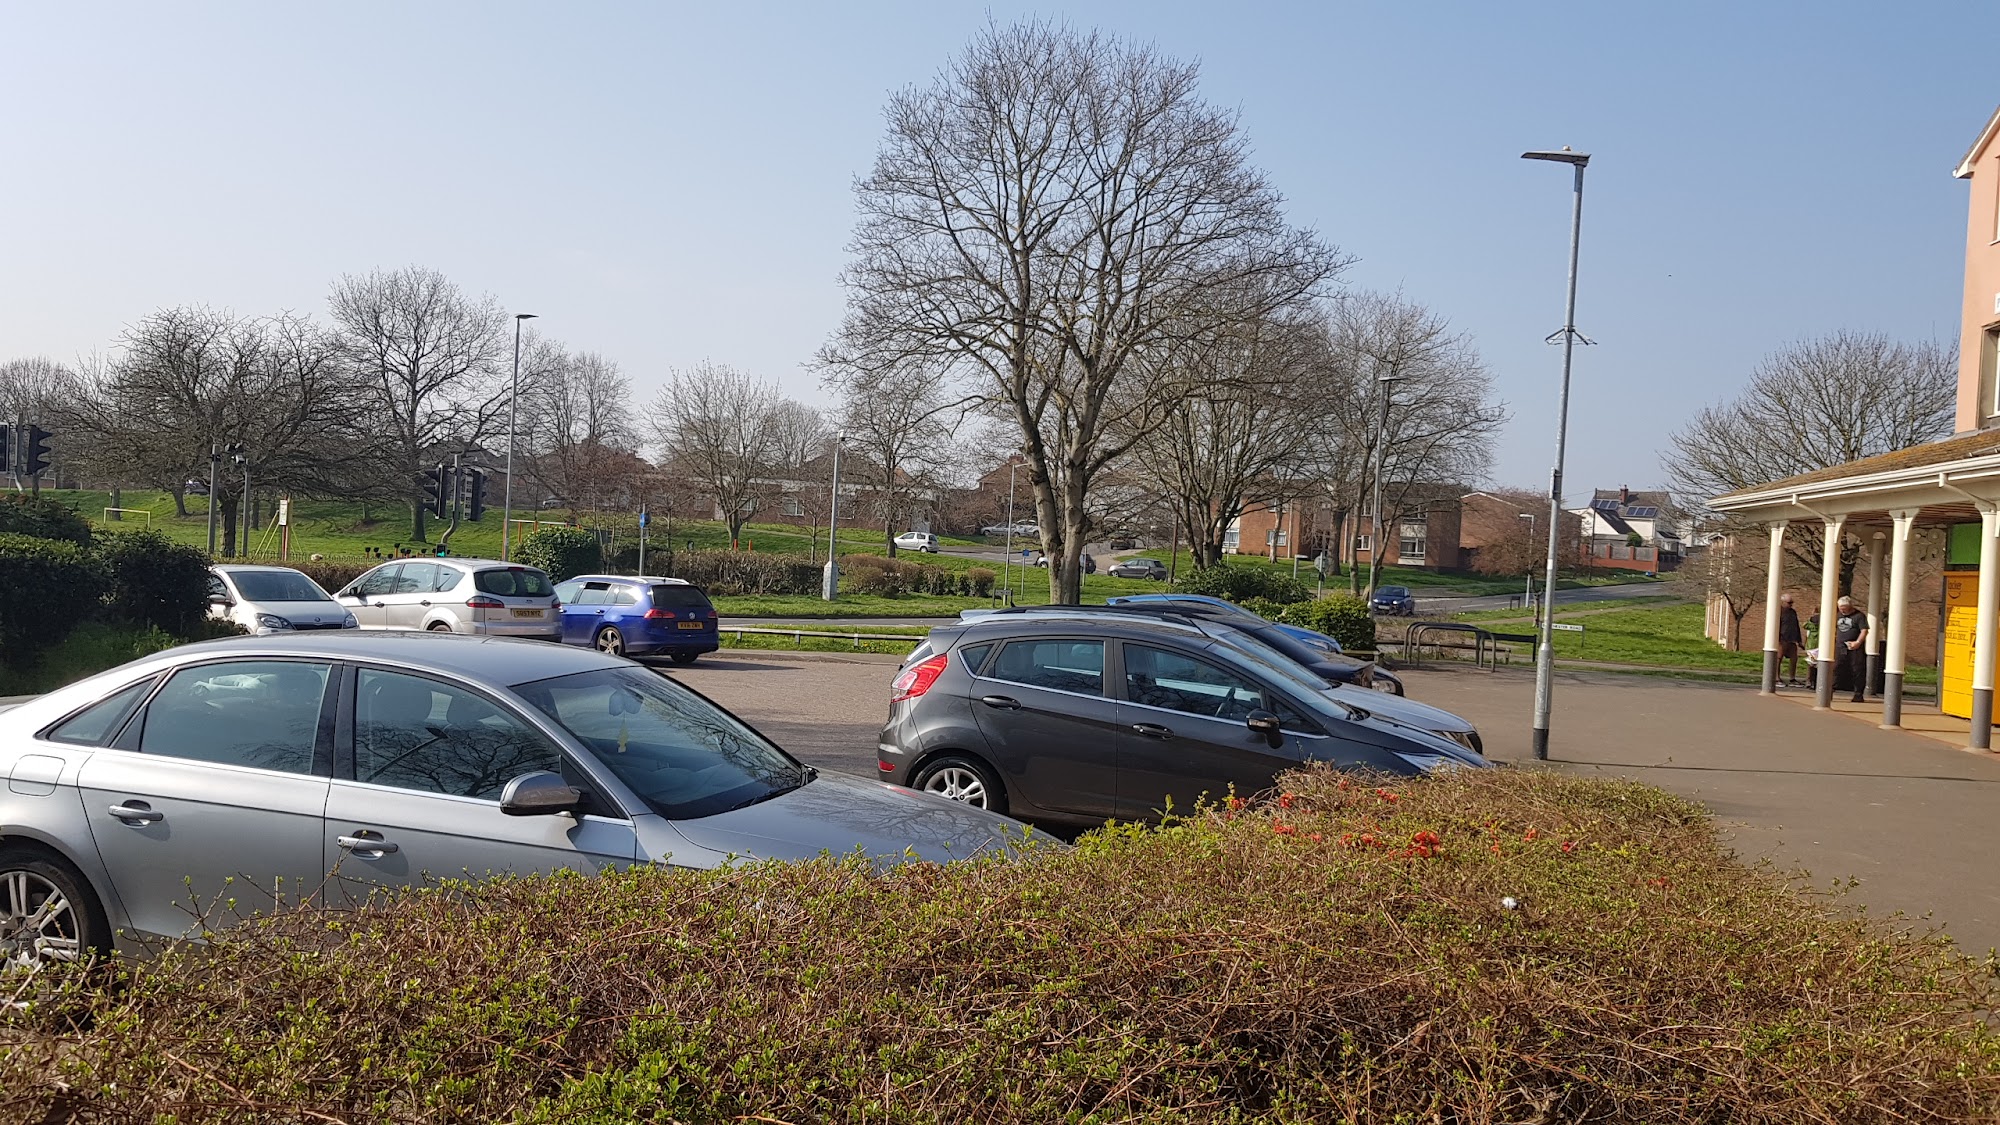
[438,454,464,556]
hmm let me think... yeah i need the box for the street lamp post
[1522,146,1592,761]
[1002,459,1018,605]
[1364,374,1401,603]
[500,313,538,561]
[822,436,845,600]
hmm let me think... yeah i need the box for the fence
[1401,622,1537,670]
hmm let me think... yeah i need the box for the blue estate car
[552,574,720,663]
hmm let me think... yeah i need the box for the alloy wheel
[0,869,82,971]
[921,766,990,808]
[596,627,625,656]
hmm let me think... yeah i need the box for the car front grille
[290,622,350,631]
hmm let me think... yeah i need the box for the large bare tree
[831,20,1347,602]
[515,336,640,514]
[646,362,782,544]
[1668,331,1957,584]
[826,361,962,555]
[328,266,507,541]
[69,307,351,554]
[1304,292,1506,590]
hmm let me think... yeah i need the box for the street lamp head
[1521,148,1590,167]
[515,313,538,321]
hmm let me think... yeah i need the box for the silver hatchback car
[335,558,560,641]
[0,634,1039,967]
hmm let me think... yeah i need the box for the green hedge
[97,529,211,639]
[6,768,1997,1121]
[1276,594,1376,652]
[0,532,108,666]
[516,526,603,582]
[669,550,821,596]
[0,493,92,547]
[1173,563,1312,605]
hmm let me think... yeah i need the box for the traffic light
[465,468,487,521]
[0,424,10,474]
[423,463,450,518]
[23,425,52,478]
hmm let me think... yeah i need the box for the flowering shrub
[5,767,1997,1122]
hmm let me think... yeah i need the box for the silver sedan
[0,633,1040,968]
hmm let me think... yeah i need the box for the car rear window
[474,568,554,597]
[649,584,713,610]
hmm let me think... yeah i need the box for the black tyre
[595,626,625,656]
[0,846,111,972]
[427,621,453,633]
[912,754,1007,815]
[670,652,698,665]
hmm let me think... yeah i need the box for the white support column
[1759,520,1788,694]
[1813,516,1845,710]
[1881,510,1917,728]
[1862,532,1886,701]
[1972,505,2000,749]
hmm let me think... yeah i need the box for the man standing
[1777,593,1805,687]
[1834,594,1870,703]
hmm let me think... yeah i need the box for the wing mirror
[1245,710,1284,749]
[207,593,232,606]
[499,770,582,817]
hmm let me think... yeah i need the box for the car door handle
[371,601,386,608]
[419,600,431,606]
[979,695,1022,710]
[1131,723,1174,740]
[337,833,400,855]
[107,802,164,825]
[595,609,605,616]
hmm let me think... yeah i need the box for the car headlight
[341,612,359,628]
[256,613,292,631]
[1440,729,1480,754]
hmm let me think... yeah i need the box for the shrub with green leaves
[96,529,211,639]
[1174,562,1312,604]
[1273,594,1376,652]
[516,526,603,582]
[5,767,1997,1122]
[0,493,92,547]
[284,558,372,596]
[0,532,108,666]
[667,550,820,596]
[966,567,996,597]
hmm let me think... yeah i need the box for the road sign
[1551,622,1584,632]
[638,508,650,529]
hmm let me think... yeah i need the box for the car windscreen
[649,584,713,610]
[1239,623,1327,668]
[229,571,333,603]
[1207,626,1361,715]
[514,667,809,820]
[474,567,554,597]
[1378,587,1408,597]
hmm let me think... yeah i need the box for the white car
[894,531,939,553]
[334,558,562,641]
[208,565,359,635]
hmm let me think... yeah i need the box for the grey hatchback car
[878,611,1488,829]
[0,634,1037,967]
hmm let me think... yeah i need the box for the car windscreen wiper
[719,768,814,813]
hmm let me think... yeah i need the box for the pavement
[667,654,2000,954]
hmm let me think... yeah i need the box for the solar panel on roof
[1591,498,1620,510]
[1626,505,1658,518]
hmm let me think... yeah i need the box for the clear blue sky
[2,2,1988,501]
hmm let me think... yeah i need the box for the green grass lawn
[1112,547,1659,597]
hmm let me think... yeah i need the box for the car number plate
[677,620,706,630]
[511,608,543,618]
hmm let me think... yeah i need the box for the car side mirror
[499,770,582,817]
[207,593,232,606]
[1245,710,1284,749]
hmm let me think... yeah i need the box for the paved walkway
[1766,689,1978,750]
[1399,666,2000,954]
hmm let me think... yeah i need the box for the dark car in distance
[1106,558,1168,581]
[1371,586,1417,616]
[877,610,1487,828]
[552,574,720,663]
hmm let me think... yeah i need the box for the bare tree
[763,399,835,559]
[1668,331,1957,583]
[69,307,351,553]
[646,362,781,544]
[0,357,82,490]
[831,20,1348,602]
[515,337,640,514]
[1304,292,1506,589]
[328,267,507,541]
[1122,308,1324,567]
[826,361,961,555]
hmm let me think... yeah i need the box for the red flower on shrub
[1489,843,1502,856]
[1309,832,1324,843]
[1522,827,1540,842]
[1278,792,1296,810]
[1227,795,1246,812]
[1375,788,1400,803]
[1273,822,1296,836]
[1648,876,1671,890]
[1560,840,1577,854]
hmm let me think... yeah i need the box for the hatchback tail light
[465,596,506,609]
[645,608,678,620]
[890,653,949,703]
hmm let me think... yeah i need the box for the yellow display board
[1942,572,1977,719]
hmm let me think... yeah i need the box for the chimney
[1619,485,1629,505]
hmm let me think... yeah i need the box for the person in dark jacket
[1777,593,1805,687]
[1833,595,1870,703]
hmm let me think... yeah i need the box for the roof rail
[959,604,1209,628]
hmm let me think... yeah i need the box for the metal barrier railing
[1402,622,1537,670]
